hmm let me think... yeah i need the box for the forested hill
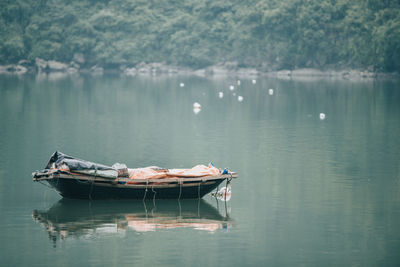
[1,0,399,72]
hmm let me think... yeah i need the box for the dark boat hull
[48,178,225,200]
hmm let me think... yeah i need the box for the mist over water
[0,74,399,266]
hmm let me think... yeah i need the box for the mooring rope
[197,198,201,217]
[212,184,220,198]
[143,180,149,201]
[222,178,230,216]
[38,176,61,196]
[71,173,91,184]
[197,181,201,199]
[74,178,90,184]
[152,185,157,205]
[89,167,97,200]
[215,195,219,210]
[178,179,182,200]
[38,180,54,190]
[178,199,182,218]
[89,178,94,200]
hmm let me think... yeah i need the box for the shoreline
[0,59,398,80]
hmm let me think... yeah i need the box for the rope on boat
[215,194,219,210]
[178,179,182,200]
[212,184,220,198]
[37,176,61,195]
[72,174,91,184]
[143,180,149,201]
[198,181,201,199]
[38,180,55,190]
[178,199,182,218]
[89,179,94,200]
[89,166,97,200]
[224,178,229,201]
[143,199,148,218]
[152,185,157,205]
[152,185,156,199]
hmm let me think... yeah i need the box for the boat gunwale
[33,171,238,189]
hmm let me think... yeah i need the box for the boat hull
[48,178,225,200]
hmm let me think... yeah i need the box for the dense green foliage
[0,0,399,71]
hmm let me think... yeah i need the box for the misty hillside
[0,0,399,72]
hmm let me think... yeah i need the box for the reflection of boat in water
[33,199,233,243]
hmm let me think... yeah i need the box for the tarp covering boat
[45,151,118,179]
[127,165,220,179]
[42,151,223,181]
[126,165,221,184]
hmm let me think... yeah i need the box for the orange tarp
[127,165,220,180]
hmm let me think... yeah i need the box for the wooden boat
[33,151,237,200]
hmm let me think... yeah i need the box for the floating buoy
[268,88,274,95]
[193,102,201,109]
[218,92,223,98]
[193,102,201,114]
[238,95,243,102]
[229,85,235,90]
[180,82,185,87]
[237,80,241,86]
[319,113,326,120]
[212,183,231,201]
[233,92,236,96]
[252,79,256,84]
[193,107,201,115]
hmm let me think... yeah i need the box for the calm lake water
[0,73,399,266]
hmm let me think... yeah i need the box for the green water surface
[0,74,399,266]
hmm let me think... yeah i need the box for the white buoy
[212,183,231,201]
[229,85,235,90]
[218,92,223,98]
[237,80,241,86]
[193,102,201,109]
[180,82,185,87]
[319,113,326,120]
[268,88,274,95]
[238,95,243,102]
[193,107,201,114]
[252,79,256,84]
